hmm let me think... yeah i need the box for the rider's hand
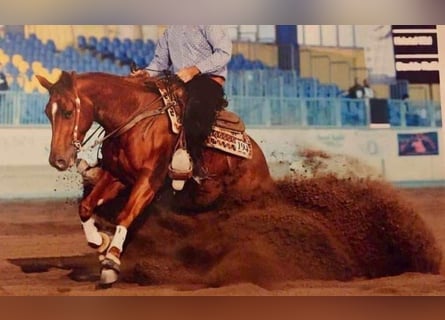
[176,66,201,83]
[131,69,150,77]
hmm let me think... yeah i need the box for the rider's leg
[183,75,225,164]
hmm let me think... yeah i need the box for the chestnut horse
[36,70,274,286]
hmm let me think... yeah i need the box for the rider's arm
[195,25,232,76]
[146,29,171,76]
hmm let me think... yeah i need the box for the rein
[73,95,166,152]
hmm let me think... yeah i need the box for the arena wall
[0,126,443,199]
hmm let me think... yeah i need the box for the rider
[132,25,232,169]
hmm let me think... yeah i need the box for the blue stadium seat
[229,54,244,70]
[298,78,318,98]
[4,63,19,77]
[45,40,56,53]
[134,39,144,49]
[111,37,121,48]
[77,35,87,49]
[406,113,419,126]
[99,37,110,48]
[87,36,98,50]
[145,40,155,51]
[28,33,38,42]
[11,32,24,42]
[122,38,132,50]
[133,56,146,68]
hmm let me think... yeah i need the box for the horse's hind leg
[79,170,125,253]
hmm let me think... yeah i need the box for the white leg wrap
[81,218,102,246]
[109,225,127,252]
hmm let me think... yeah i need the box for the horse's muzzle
[53,158,69,171]
[50,154,76,171]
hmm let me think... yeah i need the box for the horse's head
[37,71,94,171]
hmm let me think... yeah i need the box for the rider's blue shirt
[146,25,232,79]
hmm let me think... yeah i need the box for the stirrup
[168,148,193,191]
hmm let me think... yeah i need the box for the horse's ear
[59,70,74,88]
[35,74,53,91]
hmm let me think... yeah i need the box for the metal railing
[0,91,49,125]
[0,91,441,128]
[228,96,441,128]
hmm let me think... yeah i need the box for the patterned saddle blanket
[167,107,252,159]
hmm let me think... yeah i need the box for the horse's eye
[63,110,73,119]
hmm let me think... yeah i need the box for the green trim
[392,180,445,188]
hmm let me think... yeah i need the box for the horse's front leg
[100,167,162,285]
[79,170,125,254]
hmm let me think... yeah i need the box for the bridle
[71,96,82,151]
[70,94,169,153]
[68,71,181,153]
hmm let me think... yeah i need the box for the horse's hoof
[100,268,119,285]
[99,255,121,285]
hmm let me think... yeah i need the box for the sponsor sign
[392,25,439,83]
[398,131,439,156]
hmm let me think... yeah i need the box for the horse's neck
[79,76,157,131]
